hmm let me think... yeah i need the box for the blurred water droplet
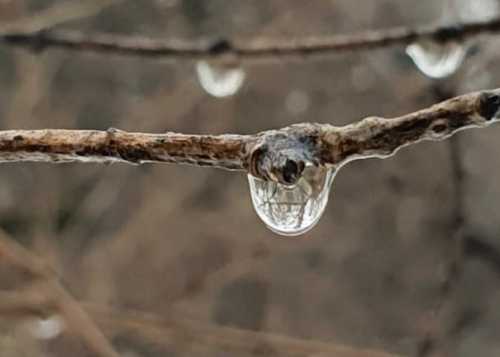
[248,166,335,236]
[29,315,64,340]
[285,89,310,115]
[196,61,245,98]
[406,40,466,78]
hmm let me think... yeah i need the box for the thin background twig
[1,16,500,61]
[0,0,123,35]
[0,229,120,357]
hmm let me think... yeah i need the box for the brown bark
[0,89,498,185]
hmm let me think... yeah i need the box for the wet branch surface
[0,89,498,185]
[1,17,500,61]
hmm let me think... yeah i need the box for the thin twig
[1,16,500,61]
[0,231,52,278]
[0,285,53,317]
[0,89,498,185]
[0,295,400,357]
[0,230,120,357]
[50,282,121,357]
[91,305,400,357]
[0,0,122,36]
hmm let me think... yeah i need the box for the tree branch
[0,285,54,317]
[0,0,122,36]
[0,89,498,185]
[0,230,397,356]
[0,230,120,357]
[91,305,401,357]
[0,296,400,357]
[0,230,399,356]
[1,17,500,61]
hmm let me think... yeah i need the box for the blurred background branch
[0,229,120,357]
[1,15,500,61]
[0,228,400,356]
[0,0,122,35]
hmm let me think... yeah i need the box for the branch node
[208,38,233,56]
[433,24,465,43]
[479,92,500,121]
[4,30,49,53]
[105,127,124,145]
[106,127,123,136]
[249,126,321,185]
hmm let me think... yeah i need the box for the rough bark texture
[0,89,498,185]
[0,128,251,169]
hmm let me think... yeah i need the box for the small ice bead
[248,166,335,236]
[195,60,246,98]
[406,40,466,79]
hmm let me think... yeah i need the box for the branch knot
[479,92,500,121]
[248,125,322,185]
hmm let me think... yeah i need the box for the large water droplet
[406,40,467,79]
[196,60,246,98]
[248,166,335,236]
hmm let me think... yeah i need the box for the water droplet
[248,166,335,236]
[28,315,64,340]
[196,60,245,98]
[406,40,467,79]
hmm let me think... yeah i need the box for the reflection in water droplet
[406,40,467,79]
[196,61,246,98]
[248,166,335,236]
[29,315,64,340]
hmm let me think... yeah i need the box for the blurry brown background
[1,1,500,356]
